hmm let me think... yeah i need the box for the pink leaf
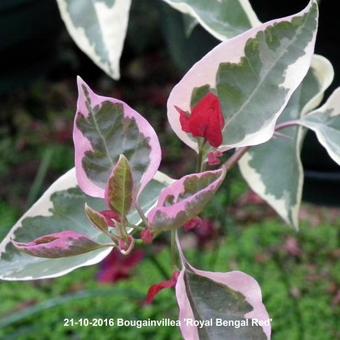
[12,231,109,258]
[148,169,226,232]
[74,77,161,199]
[176,268,271,339]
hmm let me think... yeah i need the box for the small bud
[208,151,224,166]
[141,229,154,244]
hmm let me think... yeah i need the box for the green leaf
[162,0,260,40]
[239,55,334,228]
[84,203,109,233]
[0,169,172,280]
[106,154,133,216]
[216,2,318,148]
[190,84,211,109]
[299,87,340,166]
[56,0,132,79]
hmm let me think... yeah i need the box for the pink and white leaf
[176,268,271,340]
[13,230,109,259]
[74,76,161,199]
[148,168,226,232]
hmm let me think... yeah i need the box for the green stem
[148,254,170,279]
[196,139,206,173]
[135,204,148,228]
[26,148,53,209]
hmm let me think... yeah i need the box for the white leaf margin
[162,0,260,41]
[56,0,132,80]
[0,168,173,281]
[167,0,318,152]
[238,54,334,228]
[299,87,340,165]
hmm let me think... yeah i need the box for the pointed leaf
[13,230,108,259]
[84,203,109,232]
[299,87,340,165]
[162,0,260,41]
[239,55,334,228]
[167,1,318,151]
[148,169,226,232]
[74,77,161,199]
[56,0,131,80]
[105,154,133,216]
[174,233,271,339]
[176,268,271,340]
[0,169,172,280]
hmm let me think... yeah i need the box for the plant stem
[135,203,148,228]
[26,148,53,209]
[275,119,301,131]
[147,254,170,279]
[196,139,206,172]
[222,119,301,173]
[223,146,251,172]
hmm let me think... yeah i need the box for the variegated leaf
[0,169,171,280]
[56,0,131,79]
[298,87,340,166]
[162,0,260,41]
[13,230,109,259]
[148,168,226,232]
[239,55,334,228]
[175,236,271,340]
[167,1,318,151]
[74,77,161,199]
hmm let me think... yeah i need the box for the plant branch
[221,119,302,172]
[223,146,251,172]
[275,119,301,131]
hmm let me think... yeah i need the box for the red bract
[100,210,120,226]
[98,249,144,284]
[185,218,217,247]
[208,151,224,166]
[176,93,224,148]
[141,229,154,244]
[146,271,180,304]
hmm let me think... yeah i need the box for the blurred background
[0,0,339,339]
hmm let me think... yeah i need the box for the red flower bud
[176,93,224,148]
[208,151,224,166]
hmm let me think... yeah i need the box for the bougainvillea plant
[1,1,340,339]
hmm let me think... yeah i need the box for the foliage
[1,0,340,339]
